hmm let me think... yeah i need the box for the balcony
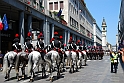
[18,0,45,13]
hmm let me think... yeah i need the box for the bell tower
[102,18,107,50]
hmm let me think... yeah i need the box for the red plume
[54,32,58,35]
[59,36,63,39]
[77,40,80,43]
[27,32,31,37]
[39,32,43,36]
[70,36,72,40]
[50,38,54,43]
[15,34,19,38]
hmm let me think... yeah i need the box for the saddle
[25,49,32,54]
[14,49,22,53]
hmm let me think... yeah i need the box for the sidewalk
[102,56,124,83]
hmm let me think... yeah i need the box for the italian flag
[0,15,3,30]
[27,0,30,4]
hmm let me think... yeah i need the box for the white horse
[77,46,87,67]
[3,51,17,80]
[44,50,61,82]
[77,50,87,68]
[28,51,46,82]
[64,50,78,73]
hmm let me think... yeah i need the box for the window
[60,1,63,9]
[69,3,71,11]
[54,2,58,10]
[49,2,53,10]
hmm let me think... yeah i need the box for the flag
[27,0,30,4]
[57,8,62,17]
[0,15,3,30]
[2,14,8,30]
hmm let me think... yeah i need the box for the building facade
[93,20,102,47]
[118,0,124,45]
[101,18,107,50]
[47,0,94,46]
[0,0,101,53]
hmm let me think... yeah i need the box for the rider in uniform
[77,40,82,51]
[59,36,64,51]
[25,32,33,53]
[51,32,63,62]
[50,37,54,50]
[12,33,22,53]
[68,38,79,59]
[68,36,73,50]
[36,32,46,60]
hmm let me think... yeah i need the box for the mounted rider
[76,40,83,53]
[25,32,33,53]
[59,35,64,52]
[36,32,46,60]
[12,33,22,53]
[50,37,54,50]
[68,37,79,59]
[51,32,63,60]
[67,36,73,50]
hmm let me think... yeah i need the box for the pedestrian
[0,50,3,71]
[110,51,118,73]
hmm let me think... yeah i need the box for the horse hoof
[44,74,46,78]
[63,69,65,72]
[18,78,21,81]
[50,77,53,82]
[29,78,34,82]
[5,76,7,79]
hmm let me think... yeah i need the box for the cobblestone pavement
[0,56,124,83]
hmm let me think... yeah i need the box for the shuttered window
[54,2,58,10]
[60,1,63,9]
[49,2,53,10]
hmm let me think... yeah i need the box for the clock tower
[102,18,107,50]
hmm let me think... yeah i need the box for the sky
[84,0,121,45]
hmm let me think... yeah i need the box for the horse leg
[30,63,36,82]
[69,59,72,73]
[49,65,53,82]
[66,58,68,66]
[62,56,65,72]
[43,63,46,78]
[57,63,61,79]
[16,64,20,81]
[41,64,46,78]
[21,64,26,80]
[37,65,39,72]
[84,55,87,66]
[6,65,13,81]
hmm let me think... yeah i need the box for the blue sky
[85,0,121,45]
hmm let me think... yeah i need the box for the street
[0,56,124,83]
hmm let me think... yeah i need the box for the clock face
[103,28,105,30]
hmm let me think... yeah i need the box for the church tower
[102,18,107,50]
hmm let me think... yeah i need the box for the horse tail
[44,53,52,65]
[15,53,20,72]
[3,53,9,74]
[28,53,33,74]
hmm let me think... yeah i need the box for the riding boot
[59,53,63,63]
[76,52,79,60]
